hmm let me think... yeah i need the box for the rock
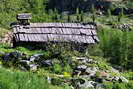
[19,60,38,71]
[3,51,23,62]
[95,84,104,89]
[78,81,96,89]
[95,77,103,83]
[76,57,97,65]
[76,65,87,72]
[3,53,10,62]
[40,60,53,67]
[30,54,43,62]
[73,70,82,76]
[85,67,98,77]
[19,66,27,71]
[30,54,53,67]
[80,75,91,80]
[112,76,120,81]
[100,72,109,78]
[119,76,129,83]
[76,57,88,64]
[87,59,93,63]
[111,67,119,74]
[29,64,38,71]
[20,60,31,65]
[47,76,52,83]
[19,60,31,70]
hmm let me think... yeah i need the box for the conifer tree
[76,8,80,22]
[67,14,71,22]
[80,11,84,22]
[91,4,96,23]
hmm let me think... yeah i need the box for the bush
[97,26,133,70]
[53,64,62,74]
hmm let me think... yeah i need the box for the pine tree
[76,8,80,22]
[80,11,84,22]
[91,4,96,23]
[67,15,71,22]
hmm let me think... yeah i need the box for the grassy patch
[0,67,70,89]
[0,28,9,38]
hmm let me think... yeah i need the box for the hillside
[0,0,132,28]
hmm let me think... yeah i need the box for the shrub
[53,64,62,74]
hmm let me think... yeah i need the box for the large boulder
[76,57,97,65]
[3,51,25,63]
[78,80,96,89]
[29,64,38,71]
[39,60,53,67]
[29,54,44,62]
[86,67,98,75]
[75,65,87,73]
[119,76,129,83]
[19,60,38,71]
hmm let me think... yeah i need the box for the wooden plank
[62,35,68,42]
[31,34,37,42]
[89,36,95,43]
[14,34,19,42]
[47,34,52,41]
[31,27,36,34]
[79,35,86,43]
[41,34,48,42]
[62,28,70,34]
[85,36,94,43]
[25,34,31,41]
[51,28,57,34]
[93,36,100,42]
[22,34,27,42]
[91,30,97,35]
[35,34,40,42]
[58,28,63,34]
[19,34,25,41]
[26,34,32,41]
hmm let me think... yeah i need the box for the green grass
[0,67,70,89]
[0,28,9,38]
[0,44,48,56]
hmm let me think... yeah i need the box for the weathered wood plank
[91,30,97,35]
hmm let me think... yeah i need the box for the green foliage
[107,9,112,18]
[0,67,70,89]
[63,64,72,73]
[104,82,113,89]
[51,78,64,85]
[104,82,133,89]
[0,28,9,38]
[80,11,84,22]
[76,8,80,22]
[95,71,100,77]
[118,8,124,22]
[91,4,96,23]
[97,26,133,69]
[53,64,62,74]
[87,45,104,57]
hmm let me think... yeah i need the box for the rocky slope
[0,51,129,89]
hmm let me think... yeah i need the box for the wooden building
[11,14,99,50]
